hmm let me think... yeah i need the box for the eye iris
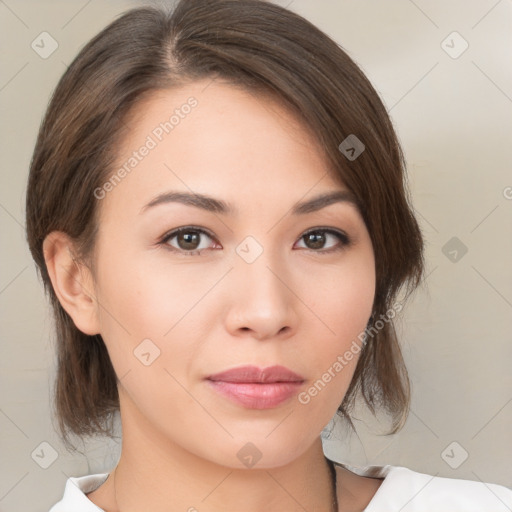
[305,231,326,249]
[178,231,200,250]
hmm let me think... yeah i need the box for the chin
[190,429,319,471]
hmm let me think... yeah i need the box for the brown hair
[25,0,424,447]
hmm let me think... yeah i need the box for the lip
[206,365,305,409]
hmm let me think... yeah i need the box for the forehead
[99,80,350,220]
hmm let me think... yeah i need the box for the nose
[224,251,299,341]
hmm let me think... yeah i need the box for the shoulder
[379,465,512,511]
[48,473,109,512]
[333,461,512,512]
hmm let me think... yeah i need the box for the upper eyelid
[160,226,216,242]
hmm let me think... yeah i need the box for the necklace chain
[113,466,118,512]
[328,458,339,512]
[111,458,338,512]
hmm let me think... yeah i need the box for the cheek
[93,245,221,378]
[96,244,198,331]
[298,253,375,411]
[313,250,375,342]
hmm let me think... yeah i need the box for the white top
[49,462,512,511]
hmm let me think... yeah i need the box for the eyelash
[158,225,352,257]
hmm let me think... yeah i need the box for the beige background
[1,0,511,510]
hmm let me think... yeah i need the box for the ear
[43,231,100,335]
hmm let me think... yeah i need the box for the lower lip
[207,380,303,409]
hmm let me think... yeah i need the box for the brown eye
[176,231,201,250]
[304,231,327,249]
[296,228,350,253]
[161,227,217,254]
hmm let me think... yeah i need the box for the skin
[44,79,382,511]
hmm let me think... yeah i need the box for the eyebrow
[140,189,359,216]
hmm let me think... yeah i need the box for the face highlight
[88,80,376,469]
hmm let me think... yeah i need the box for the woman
[25,0,512,510]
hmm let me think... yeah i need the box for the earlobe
[42,231,100,335]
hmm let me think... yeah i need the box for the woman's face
[89,80,375,468]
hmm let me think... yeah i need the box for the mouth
[205,365,305,409]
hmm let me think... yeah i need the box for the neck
[104,395,337,512]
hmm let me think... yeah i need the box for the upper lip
[206,365,304,383]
